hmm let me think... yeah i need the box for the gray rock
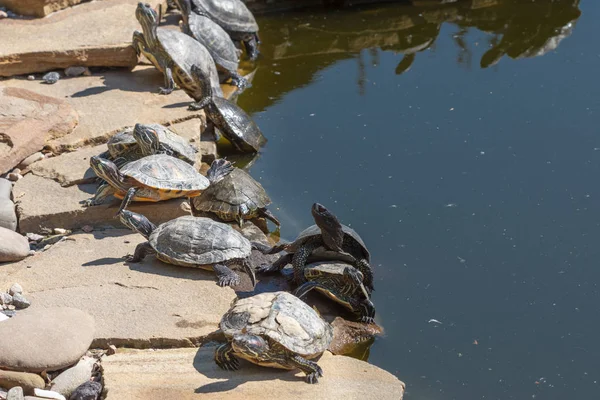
[0,199,17,231]
[68,381,101,400]
[64,67,87,77]
[11,294,30,310]
[27,75,35,81]
[0,292,12,305]
[0,228,30,262]
[42,72,60,84]
[50,357,95,398]
[7,386,24,400]
[8,284,22,296]
[7,173,22,182]
[0,178,11,200]
[1,310,16,318]
[25,233,43,243]
[0,307,95,373]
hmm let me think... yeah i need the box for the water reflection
[244,0,581,111]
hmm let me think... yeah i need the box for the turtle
[215,291,333,383]
[189,0,260,60]
[190,167,279,227]
[175,0,249,90]
[294,261,375,324]
[132,2,224,98]
[118,211,257,287]
[253,203,374,293]
[187,65,266,153]
[83,154,232,207]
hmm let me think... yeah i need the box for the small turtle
[190,167,279,227]
[254,203,374,293]
[132,3,223,98]
[118,210,256,287]
[215,291,333,383]
[190,0,260,60]
[84,155,231,206]
[188,65,266,153]
[175,0,249,89]
[42,72,60,84]
[294,261,375,323]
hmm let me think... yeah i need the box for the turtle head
[232,334,269,361]
[135,3,158,33]
[118,209,156,239]
[343,266,364,287]
[311,203,344,251]
[90,156,122,186]
[133,123,160,156]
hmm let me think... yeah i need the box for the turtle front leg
[213,263,241,287]
[228,71,251,90]
[350,298,376,324]
[214,342,239,371]
[160,66,175,95]
[188,96,212,111]
[291,238,322,284]
[126,242,156,262]
[82,183,116,207]
[257,252,292,274]
[258,208,281,227]
[244,33,260,61]
[118,187,138,215]
[285,354,323,384]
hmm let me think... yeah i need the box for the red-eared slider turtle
[294,261,375,323]
[254,203,374,293]
[84,155,231,206]
[188,65,266,153]
[175,0,249,90]
[190,0,260,60]
[132,3,223,98]
[190,167,279,227]
[215,291,333,383]
[118,211,256,287]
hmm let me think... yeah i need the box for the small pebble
[27,75,35,81]
[42,72,60,84]
[11,168,20,175]
[7,386,23,400]
[68,381,101,400]
[34,389,66,400]
[0,10,7,19]
[7,173,22,182]
[81,225,93,233]
[11,293,30,310]
[26,233,44,242]
[107,345,117,355]
[9,283,22,296]
[1,310,16,318]
[18,152,44,169]
[6,305,15,311]
[54,228,68,235]
[0,292,12,305]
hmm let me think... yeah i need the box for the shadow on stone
[81,257,124,266]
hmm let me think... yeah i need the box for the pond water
[238,0,599,398]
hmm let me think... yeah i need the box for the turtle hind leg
[229,71,251,90]
[126,242,156,262]
[350,297,376,324]
[286,355,323,384]
[244,34,260,61]
[215,343,239,371]
[213,263,241,287]
[257,253,292,274]
[81,183,116,207]
[258,208,281,227]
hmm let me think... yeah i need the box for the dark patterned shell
[191,0,258,33]
[192,168,270,218]
[145,124,196,163]
[287,224,371,263]
[150,216,251,265]
[209,97,266,152]
[220,291,333,356]
[188,12,239,73]
[107,128,136,158]
[121,154,209,191]
[156,28,223,97]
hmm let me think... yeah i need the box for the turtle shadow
[124,257,222,284]
[71,67,165,97]
[193,345,304,394]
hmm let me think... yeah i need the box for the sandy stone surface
[102,347,405,399]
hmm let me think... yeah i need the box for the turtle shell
[156,28,224,97]
[107,128,137,158]
[143,124,197,164]
[188,12,240,73]
[288,224,370,263]
[149,216,251,266]
[220,291,333,357]
[209,96,266,152]
[191,0,258,33]
[191,168,270,220]
[121,154,209,192]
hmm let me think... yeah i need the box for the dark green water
[239,0,600,398]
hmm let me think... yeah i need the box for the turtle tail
[207,159,234,184]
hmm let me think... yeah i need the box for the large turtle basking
[254,203,374,293]
[189,0,260,60]
[187,65,266,153]
[175,0,249,89]
[132,2,223,98]
[215,291,333,383]
[190,167,279,227]
[119,211,256,287]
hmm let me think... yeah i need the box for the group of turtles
[82,0,377,384]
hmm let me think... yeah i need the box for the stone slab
[102,347,405,399]
[29,146,102,187]
[12,174,190,234]
[0,87,78,175]
[0,370,45,394]
[0,0,161,76]
[0,230,238,347]
[0,0,87,17]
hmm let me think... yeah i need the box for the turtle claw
[159,87,173,95]
[361,316,375,324]
[216,357,239,371]
[218,275,240,287]
[305,371,320,384]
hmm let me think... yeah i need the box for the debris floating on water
[428,319,443,325]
